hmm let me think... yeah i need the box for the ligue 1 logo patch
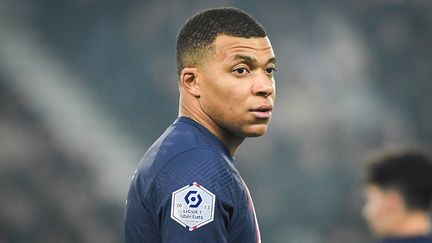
[171,182,215,231]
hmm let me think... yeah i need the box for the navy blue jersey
[381,236,432,243]
[125,117,261,243]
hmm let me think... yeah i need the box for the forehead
[211,35,274,60]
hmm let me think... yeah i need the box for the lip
[250,105,273,119]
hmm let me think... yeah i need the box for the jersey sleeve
[125,169,161,243]
[152,148,243,243]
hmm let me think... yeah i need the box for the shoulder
[135,117,235,196]
[130,118,247,211]
[155,148,234,194]
[143,147,245,208]
[134,145,234,190]
[141,118,218,167]
[133,119,217,185]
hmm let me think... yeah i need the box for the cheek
[364,197,384,223]
[365,198,392,234]
[363,200,375,221]
[206,80,248,108]
[200,84,237,119]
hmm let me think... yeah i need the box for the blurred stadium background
[1,0,431,242]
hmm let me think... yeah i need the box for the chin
[247,133,265,137]
[243,126,268,137]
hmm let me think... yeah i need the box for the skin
[363,184,431,238]
[179,35,276,156]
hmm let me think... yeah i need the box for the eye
[265,67,276,74]
[233,67,249,75]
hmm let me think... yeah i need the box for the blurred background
[1,0,431,242]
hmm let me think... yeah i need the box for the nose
[252,73,275,97]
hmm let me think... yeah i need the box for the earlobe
[180,68,200,97]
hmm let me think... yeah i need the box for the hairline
[179,34,270,75]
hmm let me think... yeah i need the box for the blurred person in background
[125,7,276,243]
[363,147,432,243]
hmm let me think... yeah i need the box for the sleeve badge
[171,182,216,231]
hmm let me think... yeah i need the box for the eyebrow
[232,54,276,66]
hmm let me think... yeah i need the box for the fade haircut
[365,147,432,211]
[176,7,267,76]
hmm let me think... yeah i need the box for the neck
[179,102,244,156]
[389,211,431,237]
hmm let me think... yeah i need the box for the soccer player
[363,147,432,243]
[125,7,276,243]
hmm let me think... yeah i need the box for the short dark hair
[365,147,432,211]
[176,7,267,75]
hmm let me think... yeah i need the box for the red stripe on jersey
[241,179,261,243]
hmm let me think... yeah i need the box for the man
[363,147,432,243]
[125,7,276,243]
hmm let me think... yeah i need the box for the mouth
[250,105,273,119]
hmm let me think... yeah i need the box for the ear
[179,67,200,97]
[386,190,405,212]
